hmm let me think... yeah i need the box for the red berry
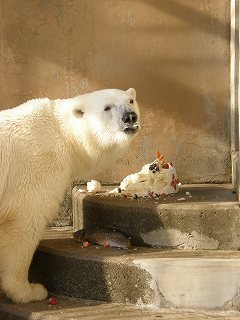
[49,297,57,305]
[163,163,169,169]
[83,241,91,248]
[104,241,110,247]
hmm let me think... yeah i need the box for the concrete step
[30,239,240,313]
[1,291,238,320]
[72,184,240,250]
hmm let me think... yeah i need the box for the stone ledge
[1,290,238,320]
[29,239,240,312]
[73,184,240,250]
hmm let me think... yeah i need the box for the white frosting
[87,180,101,193]
[110,160,179,197]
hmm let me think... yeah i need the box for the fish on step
[73,227,131,249]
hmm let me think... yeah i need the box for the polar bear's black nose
[122,112,137,125]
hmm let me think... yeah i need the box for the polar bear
[0,88,140,303]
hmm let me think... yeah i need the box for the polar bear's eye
[104,105,112,111]
[73,109,84,118]
[130,99,134,104]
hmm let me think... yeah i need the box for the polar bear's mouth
[120,110,139,135]
[123,125,139,134]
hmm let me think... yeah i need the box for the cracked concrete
[224,288,240,311]
[133,258,240,310]
[141,229,219,250]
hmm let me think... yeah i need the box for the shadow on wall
[142,0,230,39]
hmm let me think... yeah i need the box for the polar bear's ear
[126,88,136,99]
[73,106,84,118]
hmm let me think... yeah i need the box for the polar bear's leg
[0,218,48,303]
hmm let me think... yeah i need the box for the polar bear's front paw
[30,283,48,302]
[5,282,48,303]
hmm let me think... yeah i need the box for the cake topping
[110,150,179,198]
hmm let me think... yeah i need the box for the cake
[110,151,179,198]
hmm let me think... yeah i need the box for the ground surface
[1,291,240,320]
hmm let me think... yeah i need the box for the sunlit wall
[0,0,230,183]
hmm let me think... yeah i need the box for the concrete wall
[0,0,230,183]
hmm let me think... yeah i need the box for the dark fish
[73,227,131,249]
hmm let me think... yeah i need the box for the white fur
[0,88,140,303]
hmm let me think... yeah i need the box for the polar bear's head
[59,88,140,153]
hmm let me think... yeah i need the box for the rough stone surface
[232,152,239,197]
[30,240,156,305]
[73,184,240,250]
[1,291,239,320]
[50,180,84,228]
[50,186,73,227]
[30,239,240,312]
[141,229,219,250]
